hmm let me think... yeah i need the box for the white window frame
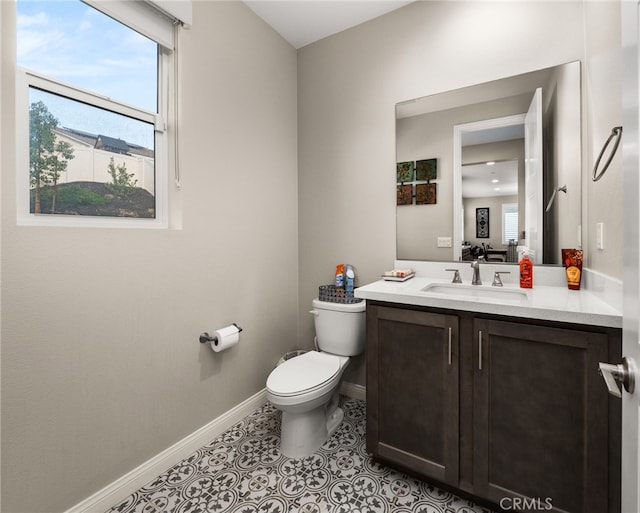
[502,202,519,245]
[15,4,172,229]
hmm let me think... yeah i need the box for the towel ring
[593,126,623,182]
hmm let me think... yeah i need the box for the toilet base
[326,406,344,439]
[325,389,344,438]
[279,394,343,459]
[281,407,327,459]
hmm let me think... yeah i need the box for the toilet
[266,298,366,458]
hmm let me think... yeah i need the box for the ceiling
[243,1,415,49]
[462,160,519,199]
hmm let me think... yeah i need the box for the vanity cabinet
[473,318,611,513]
[366,302,621,513]
[365,306,459,485]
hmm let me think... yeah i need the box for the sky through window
[17,0,158,148]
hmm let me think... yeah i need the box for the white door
[524,87,543,264]
[622,2,640,510]
[600,2,640,511]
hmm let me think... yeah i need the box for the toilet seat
[267,351,344,397]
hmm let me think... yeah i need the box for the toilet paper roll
[211,325,240,352]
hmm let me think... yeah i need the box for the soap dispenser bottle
[519,254,533,289]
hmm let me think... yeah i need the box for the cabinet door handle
[448,327,452,365]
[478,330,483,370]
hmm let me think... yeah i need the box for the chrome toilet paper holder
[199,323,243,344]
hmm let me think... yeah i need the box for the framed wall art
[416,183,436,205]
[416,158,437,180]
[396,162,414,183]
[397,184,413,205]
[476,207,489,238]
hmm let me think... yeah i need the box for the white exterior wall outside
[54,132,156,195]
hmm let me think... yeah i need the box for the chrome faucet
[492,271,510,287]
[445,268,462,283]
[471,260,482,285]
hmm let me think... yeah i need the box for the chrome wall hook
[545,185,567,212]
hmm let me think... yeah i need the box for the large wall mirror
[396,61,581,265]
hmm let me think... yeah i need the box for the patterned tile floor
[107,397,495,513]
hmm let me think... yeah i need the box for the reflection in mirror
[462,158,520,263]
[396,61,581,265]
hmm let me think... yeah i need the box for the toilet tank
[311,298,366,356]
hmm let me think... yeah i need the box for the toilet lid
[267,351,341,396]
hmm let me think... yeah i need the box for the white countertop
[355,275,622,328]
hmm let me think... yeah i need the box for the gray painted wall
[0,1,622,511]
[1,2,298,511]
[297,1,621,388]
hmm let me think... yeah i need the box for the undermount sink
[420,283,529,302]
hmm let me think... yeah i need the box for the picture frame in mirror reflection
[396,158,439,206]
[396,161,414,183]
[416,158,437,180]
[476,207,489,238]
[397,184,412,205]
[416,183,437,205]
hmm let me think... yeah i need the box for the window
[15,0,190,228]
[502,203,519,244]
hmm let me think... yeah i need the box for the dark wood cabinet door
[473,318,610,513]
[366,305,459,485]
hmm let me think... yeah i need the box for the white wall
[584,1,622,278]
[297,0,620,387]
[1,2,298,511]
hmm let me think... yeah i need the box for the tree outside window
[29,101,74,214]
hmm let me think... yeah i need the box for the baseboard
[65,389,268,513]
[341,381,366,401]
